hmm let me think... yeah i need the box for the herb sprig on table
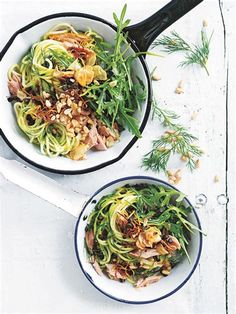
[142,99,203,173]
[153,23,213,75]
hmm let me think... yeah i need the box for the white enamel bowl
[75,176,202,304]
[0,0,203,174]
[0,13,151,174]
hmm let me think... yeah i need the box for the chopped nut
[50,115,56,121]
[214,175,220,183]
[203,19,208,27]
[71,103,77,111]
[143,217,148,227]
[161,269,171,276]
[59,114,67,123]
[67,98,72,106]
[167,169,182,185]
[175,80,184,94]
[191,111,198,121]
[175,87,184,94]
[106,136,115,148]
[175,177,181,184]
[45,100,51,108]
[158,147,167,152]
[165,130,176,135]
[109,80,117,88]
[195,159,200,168]
[42,91,50,99]
[151,67,161,81]
[181,155,188,162]
[175,169,181,178]
[61,98,66,105]
[72,119,79,127]
[167,170,175,176]
[56,102,64,113]
[64,108,72,116]
[83,126,89,133]
[168,175,176,182]
[75,127,81,133]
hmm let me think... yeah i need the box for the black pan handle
[126,0,203,51]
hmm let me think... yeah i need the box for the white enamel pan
[0,0,203,174]
[0,156,202,304]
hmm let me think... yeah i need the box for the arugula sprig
[153,26,213,75]
[86,4,146,137]
[133,184,204,262]
[142,99,203,173]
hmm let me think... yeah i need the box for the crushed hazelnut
[191,111,198,121]
[67,98,72,106]
[175,80,184,94]
[214,175,220,183]
[42,91,50,99]
[181,155,188,162]
[45,100,51,108]
[203,19,208,27]
[109,80,117,88]
[167,169,182,185]
[64,108,72,116]
[151,67,161,81]
[161,269,171,276]
[195,159,200,168]
[165,130,176,135]
[71,119,79,128]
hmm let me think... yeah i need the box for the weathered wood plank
[0,0,233,313]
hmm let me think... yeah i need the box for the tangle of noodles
[14,101,77,157]
[7,19,146,160]
[85,184,202,287]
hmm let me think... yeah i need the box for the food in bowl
[7,20,146,160]
[85,184,201,287]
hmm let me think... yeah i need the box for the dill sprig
[153,26,213,75]
[142,100,203,173]
[152,102,181,130]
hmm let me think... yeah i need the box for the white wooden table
[0,0,235,313]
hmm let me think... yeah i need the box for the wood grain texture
[0,0,235,313]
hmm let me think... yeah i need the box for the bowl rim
[0,12,152,175]
[74,175,203,304]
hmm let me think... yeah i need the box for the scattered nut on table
[175,80,184,94]
[191,111,198,120]
[195,159,200,168]
[151,67,161,81]
[214,175,220,183]
[167,169,182,185]
[203,19,208,27]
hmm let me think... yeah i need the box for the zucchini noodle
[14,101,76,157]
[85,184,202,287]
[7,12,146,160]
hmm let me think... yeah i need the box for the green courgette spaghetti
[85,184,201,287]
[7,6,146,160]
